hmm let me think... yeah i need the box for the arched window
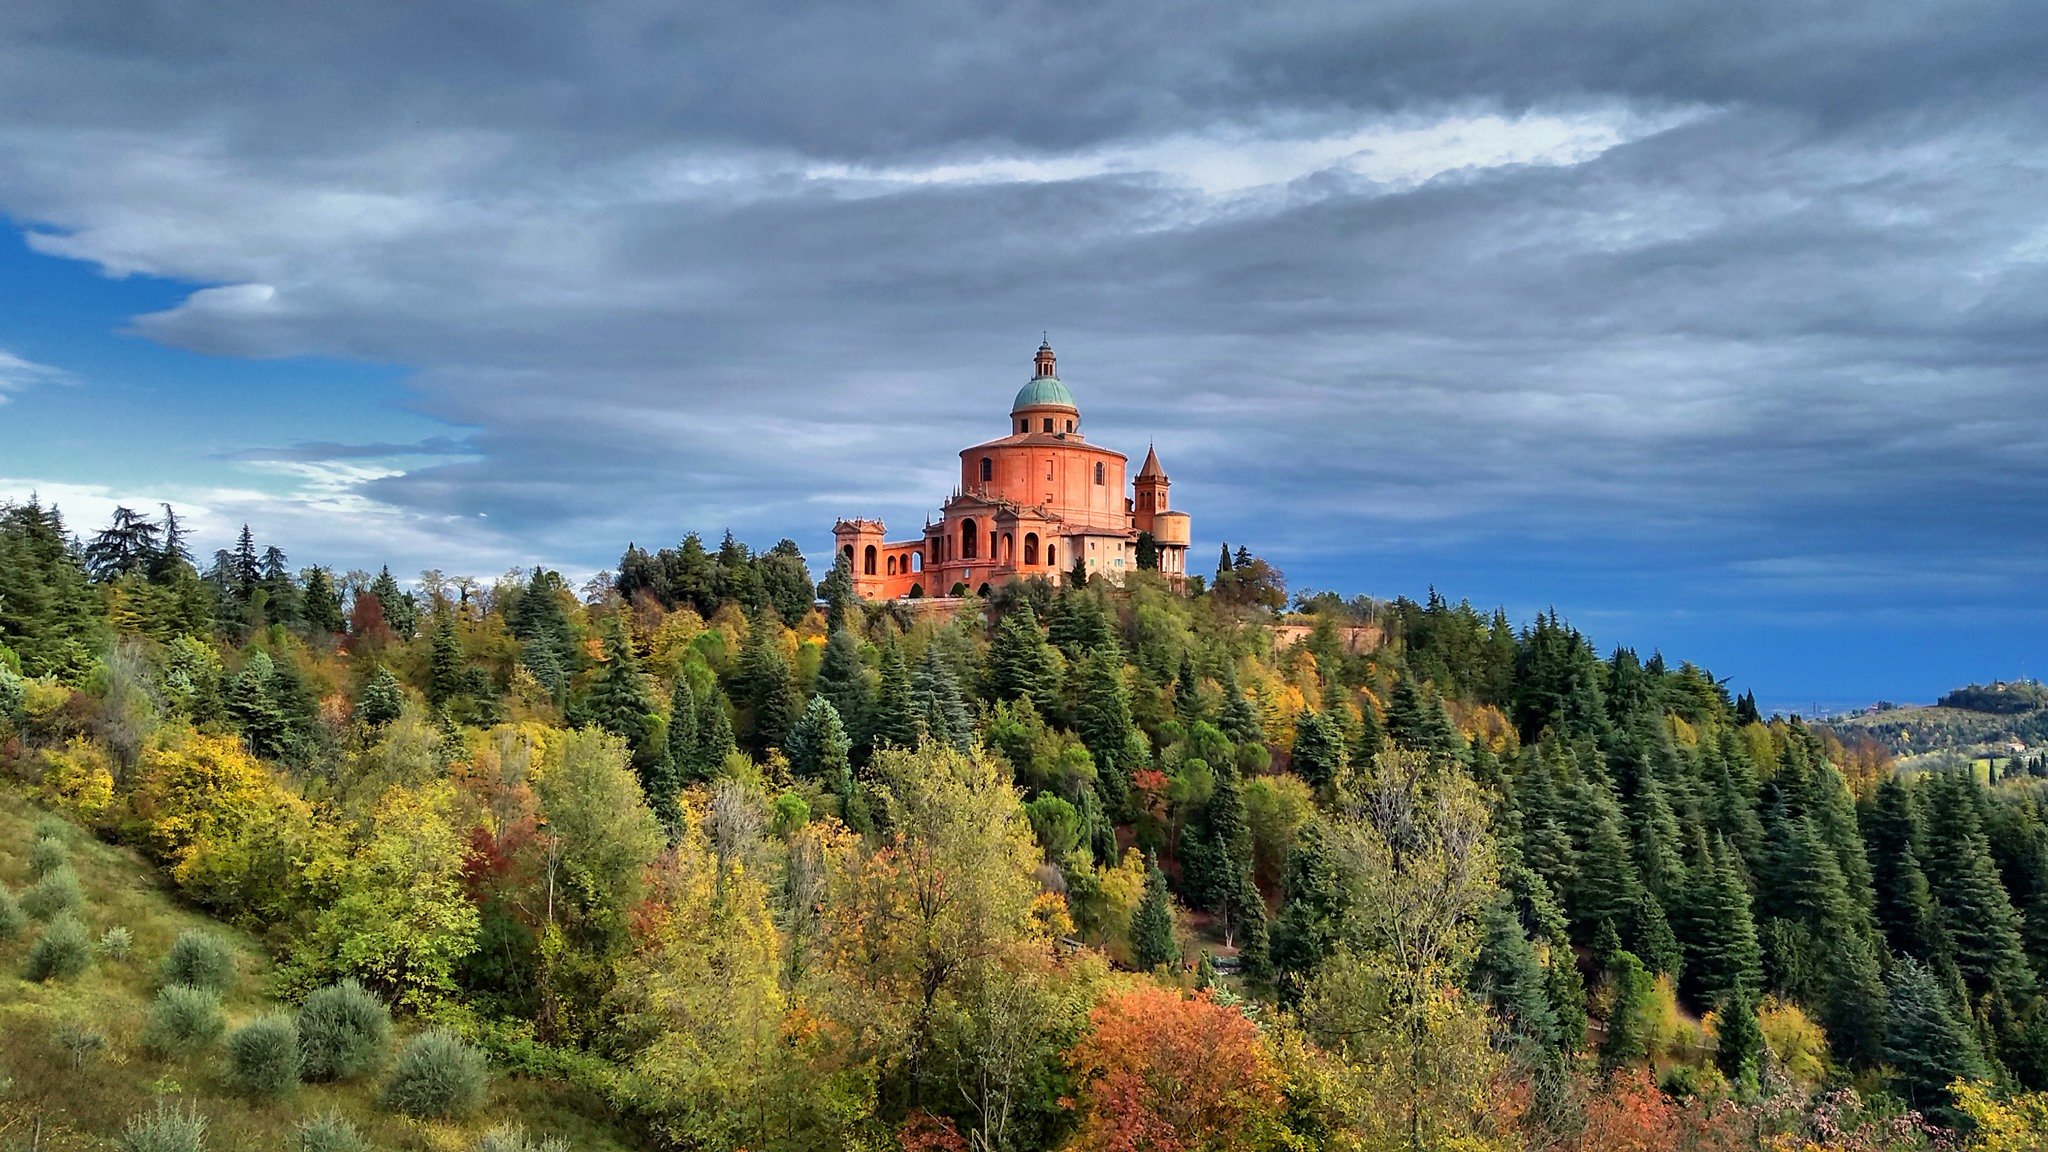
[841,543,854,569]
[980,457,993,482]
[1002,532,1013,563]
[1094,461,1105,485]
[910,551,923,573]
[863,545,877,576]
[886,555,897,575]
[1046,545,1056,568]
[960,518,979,560]
[1024,532,1039,566]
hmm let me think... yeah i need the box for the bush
[33,814,68,842]
[27,835,68,878]
[20,866,82,920]
[160,930,236,993]
[297,1112,369,1152]
[100,925,134,959]
[477,1125,569,1152]
[120,1101,208,1152]
[0,886,23,941]
[57,1019,109,1068]
[227,1014,302,1098]
[298,979,393,1082]
[25,914,94,982]
[143,984,226,1058]
[381,1029,488,1119]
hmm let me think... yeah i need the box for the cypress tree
[1131,855,1179,972]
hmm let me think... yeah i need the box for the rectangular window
[1042,418,1053,433]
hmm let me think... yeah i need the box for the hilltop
[1821,678,2048,771]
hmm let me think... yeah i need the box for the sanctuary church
[833,340,1192,599]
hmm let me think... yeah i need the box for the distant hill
[1822,679,2048,767]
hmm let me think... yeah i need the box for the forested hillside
[5,497,2048,1150]
[1824,681,2048,771]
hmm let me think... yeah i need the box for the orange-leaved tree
[1066,984,1283,1152]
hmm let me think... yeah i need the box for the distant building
[833,340,1191,598]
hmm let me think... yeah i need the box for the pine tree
[368,566,416,639]
[1713,985,1764,1094]
[1132,856,1179,972]
[1290,710,1347,794]
[911,647,973,754]
[820,553,858,634]
[1599,949,1658,1070]
[694,687,738,777]
[153,503,192,580]
[1174,652,1205,726]
[733,613,802,755]
[586,616,658,762]
[1216,660,1263,746]
[816,629,872,759]
[1627,890,1682,978]
[663,676,700,790]
[1229,865,1271,987]
[1567,782,1642,942]
[1273,821,1347,1003]
[1884,956,1990,1124]
[301,567,345,635]
[355,666,404,729]
[1073,651,1141,807]
[1471,890,1561,1050]
[987,603,1060,714]
[84,506,162,582]
[1679,835,1764,1008]
[1047,584,1117,659]
[868,642,919,753]
[785,696,853,797]
[1923,774,2036,1006]
[427,609,463,708]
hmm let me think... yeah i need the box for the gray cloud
[2,0,2046,695]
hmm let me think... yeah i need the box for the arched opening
[1024,532,1039,566]
[908,582,924,598]
[977,583,992,598]
[1094,461,1105,485]
[1002,532,1014,564]
[863,545,877,576]
[1045,544,1056,568]
[980,457,993,482]
[960,517,979,560]
[886,555,897,576]
[841,543,854,569]
[910,551,923,573]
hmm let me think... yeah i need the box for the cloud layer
[2,0,2046,698]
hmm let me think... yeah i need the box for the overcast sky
[3,1,2045,708]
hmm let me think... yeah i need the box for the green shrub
[27,835,68,878]
[476,1125,568,1152]
[227,1014,302,1098]
[20,866,82,920]
[120,1101,208,1152]
[0,885,23,940]
[25,914,94,982]
[99,924,134,959]
[57,1019,109,1068]
[159,930,236,993]
[33,814,69,842]
[143,984,226,1058]
[297,1111,370,1152]
[381,1029,488,1119]
[298,979,392,1082]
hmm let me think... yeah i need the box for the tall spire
[1138,443,1165,479]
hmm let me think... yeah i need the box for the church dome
[1012,374,1077,413]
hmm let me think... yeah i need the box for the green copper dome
[1012,374,1077,412]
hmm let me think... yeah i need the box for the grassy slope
[0,788,642,1152]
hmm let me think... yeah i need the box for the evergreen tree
[1073,650,1142,807]
[368,566,416,639]
[1173,652,1205,727]
[258,545,299,626]
[1679,835,1764,1008]
[987,603,1060,715]
[1216,544,1233,581]
[1884,956,1990,1124]
[1713,985,1764,1094]
[1216,659,1263,746]
[1131,855,1179,972]
[1922,773,2034,1003]
[301,567,345,635]
[153,503,192,580]
[785,696,854,798]
[1273,821,1348,1002]
[1626,890,1682,978]
[757,539,814,626]
[911,647,974,754]
[84,506,162,582]
[0,498,103,678]
[663,676,700,788]
[1385,678,1464,757]
[1566,781,1642,942]
[733,613,802,755]
[1599,949,1658,1070]
[427,609,463,708]
[586,616,658,763]
[693,687,738,776]
[1229,864,1271,987]
[816,629,872,759]
[819,553,858,634]
[1290,710,1347,794]
[232,524,260,599]
[1471,890,1561,1050]
[868,641,919,753]
[1046,584,1118,659]
[355,666,404,729]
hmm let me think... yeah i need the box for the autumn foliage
[1065,985,1282,1152]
